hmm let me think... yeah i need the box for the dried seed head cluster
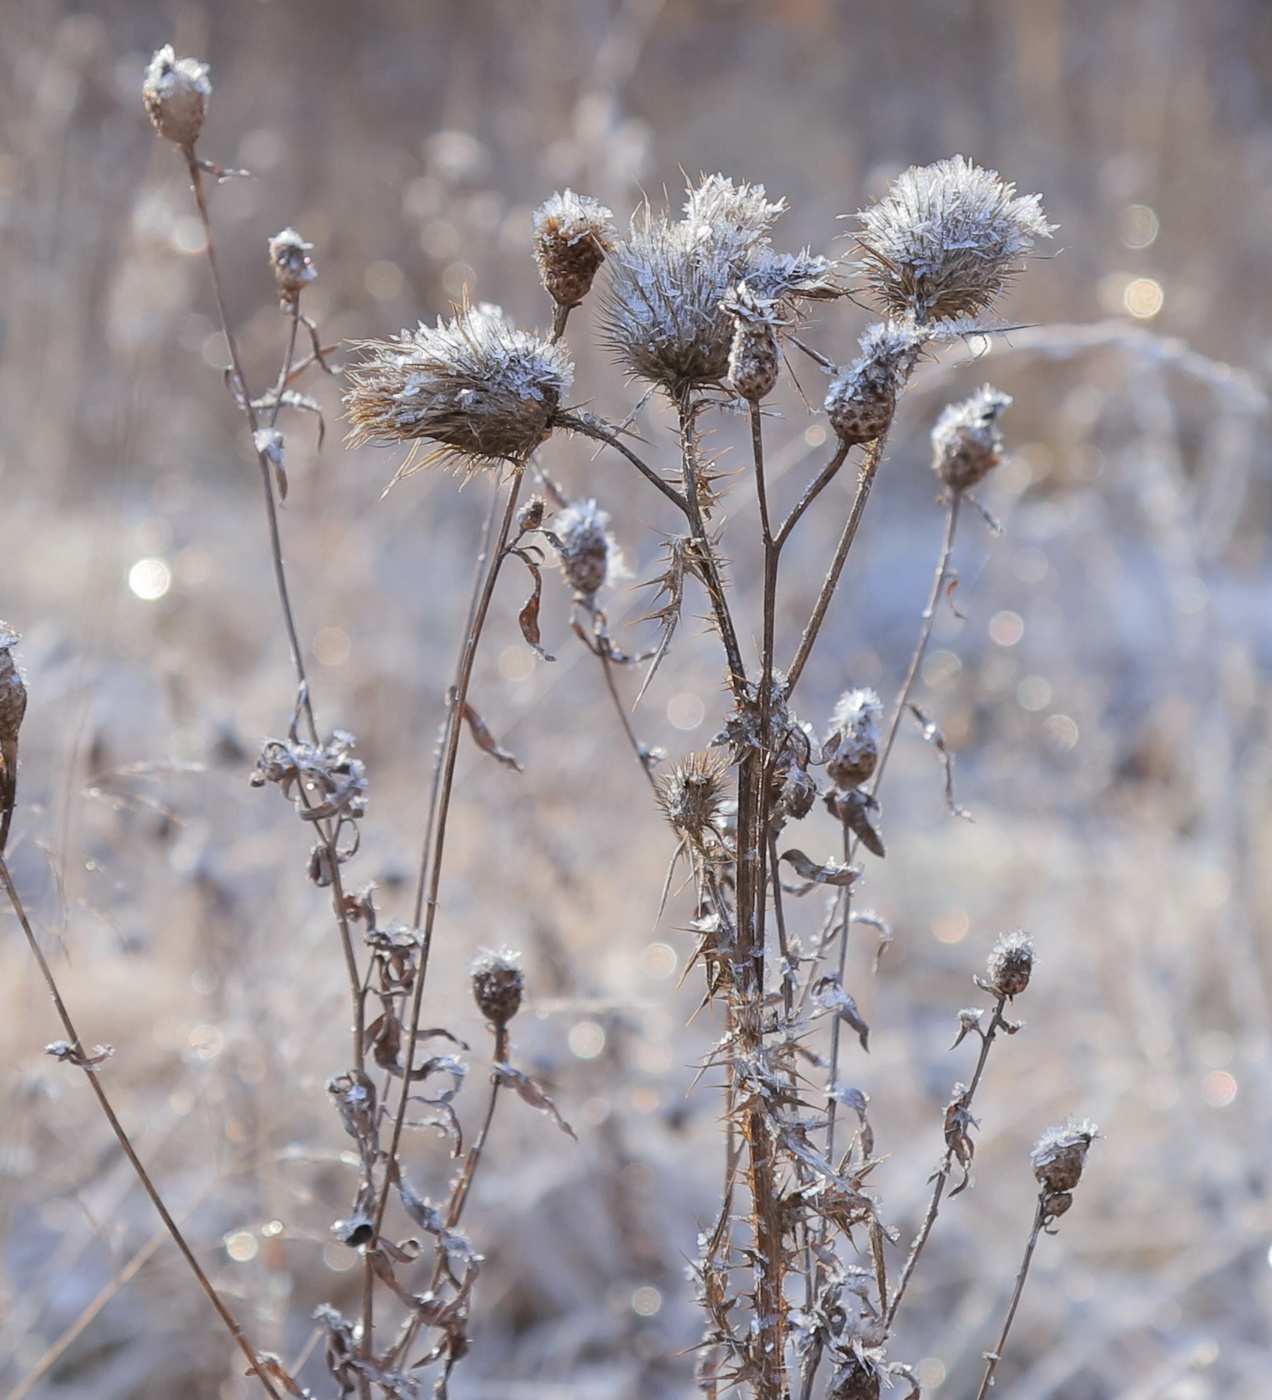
[855,156,1052,324]
[0,623,27,854]
[1031,1118,1100,1213]
[986,929,1035,999]
[825,688,883,789]
[344,303,573,474]
[600,174,838,393]
[142,45,210,149]
[657,750,731,845]
[470,948,525,1030]
[532,190,615,310]
[268,227,316,302]
[723,282,782,403]
[824,321,926,447]
[931,384,1012,493]
[552,499,618,599]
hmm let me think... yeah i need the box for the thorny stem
[555,411,690,515]
[871,493,963,795]
[375,469,525,1240]
[973,1196,1049,1400]
[784,437,887,695]
[885,993,1011,1328]
[183,152,318,744]
[0,853,283,1400]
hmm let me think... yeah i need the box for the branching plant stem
[0,853,282,1400]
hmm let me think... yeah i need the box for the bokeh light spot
[1201,1070,1237,1108]
[569,1021,606,1060]
[129,557,171,601]
[989,611,1024,646]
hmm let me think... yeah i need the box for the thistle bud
[532,191,615,309]
[0,623,27,855]
[931,385,1012,493]
[722,282,780,403]
[142,46,210,150]
[824,688,882,790]
[986,929,1034,999]
[657,751,730,846]
[517,496,546,533]
[1031,1118,1099,1195]
[824,322,925,447]
[470,949,524,1030]
[553,499,615,600]
[268,228,316,303]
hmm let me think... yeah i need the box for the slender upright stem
[973,1198,1049,1400]
[773,441,850,550]
[555,411,690,514]
[183,152,317,743]
[597,647,659,790]
[1,853,282,1400]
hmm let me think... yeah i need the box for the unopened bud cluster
[723,282,781,403]
[985,929,1034,999]
[532,191,615,310]
[931,385,1012,493]
[825,323,924,448]
[142,46,210,149]
[1031,1118,1099,1218]
[269,228,316,303]
[470,949,525,1030]
[553,499,616,600]
[824,688,882,790]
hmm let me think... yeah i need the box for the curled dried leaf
[460,701,522,772]
[781,848,861,888]
[495,1062,577,1139]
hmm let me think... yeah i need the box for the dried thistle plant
[141,45,209,150]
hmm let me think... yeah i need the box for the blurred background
[2,1,1272,1396]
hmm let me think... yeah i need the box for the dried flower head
[344,303,573,476]
[553,499,617,599]
[601,175,831,393]
[532,190,615,309]
[142,45,210,149]
[723,282,782,402]
[986,929,1034,999]
[1031,1118,1100,1195]
[855,156,1052,324]
[268,228,316,302]
[931,384,1012,493]
[470,948,525,1030]
[825,688,883,789]
[824,321,926,447]
[0,624,27,855]
[657,750,730,845]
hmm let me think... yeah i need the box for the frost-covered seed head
[825,688,882,789]
[532,190,615,309]
[553,499,616,598]
[268,228,316,301]
[344,304,573,475]
[600,175,828,393]
[931,384,1012,493]
[855,156,1052,324]
[824,321,925,447]
[657,751,730,843]
[142,46,210,149]
[470,949,525,1029]
[1031,1118,1099,1194]
[723,282,781,402]
[987,929,1034,998]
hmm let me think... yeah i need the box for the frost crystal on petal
[855,156,1053,324]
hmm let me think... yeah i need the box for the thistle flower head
[824,320,926,447]
[553,498,619,599]
[142,45,210,149]
[986,928,1035,999]
[657,750,731,846]
[855,156,1052,324]
[470,948,525,1030]
[344,303,573,477]
[532,190,615,309]
[600,174,831,393]
[825,687,882,790]
[931,384,1012,493]
[268,228,316,302]
[1031,1117,1100,1194]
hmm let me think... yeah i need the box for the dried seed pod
[344,303,573,476]
[532,190,615,309]
[517,496,545,532]
[825,687,882,789]
[986,929,1034,998]
[855,156,1053,324]
[0,624,27,854]
[657,750,730,845]
[1031,1118,1099,1194]
[470,948,525,1030]
[553,499,615,599]
[268,228,316,303]
[142,45,210,149]
[722,282,781,403]
[824,322,925,447]
[931,384,1012,492]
